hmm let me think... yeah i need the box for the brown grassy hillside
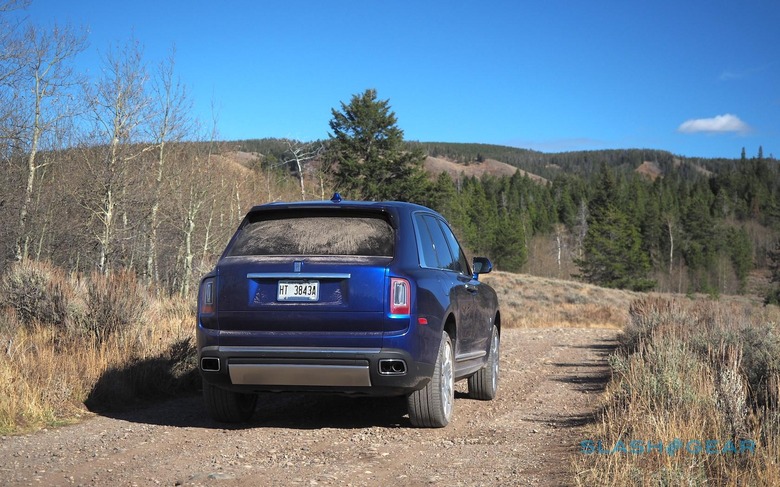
[424,156,548,183]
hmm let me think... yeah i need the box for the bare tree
[282,139,323,200]
[0,1,30,90]
[12,23,86,261]
[82,39,151,273]
[199,97,222,267]
[553,223,567,278]
[665,214,675,277]
[178,157,207,298]
[573,198,589,260]
[166,103,222,297]
[0,0,30,177]
[145,46,192,286]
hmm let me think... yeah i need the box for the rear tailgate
[213,209,399,349]
[215,258,389,348]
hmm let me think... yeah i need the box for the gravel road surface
[0,327,617,486]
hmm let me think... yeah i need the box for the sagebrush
[576,297,780,486]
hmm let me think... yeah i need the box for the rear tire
[203,382,257,423]
[407,333,454,428]
[468,325,499,400]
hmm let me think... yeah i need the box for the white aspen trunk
[265,166,272,202]
[294,154,306,200]
[147,140,164,286]
[16,145,37,261]
[98,187,115,272]
[235,182,241,222]
[15,78,42,262]
[201,203,214,263]
[31,165,49,260]
[667,219,674,277]
[99,111,121,274]
[182,214,194,297]
[181,182,203,297]
[35,219,47,260]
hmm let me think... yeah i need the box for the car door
[436,219,490,357]
[420,215,479,359]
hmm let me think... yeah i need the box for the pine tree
[576,205,655,291]
[576,164,655,291]
[490,209,527,272]
[727,226,753,293]
[681,184,718,291]
[764,241,780,305]
[325,89,431,203]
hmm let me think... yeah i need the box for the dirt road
[0,327,617,486]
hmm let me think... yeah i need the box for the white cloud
[677,114,750,134]
[719,71,744,81]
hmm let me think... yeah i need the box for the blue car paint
[197,199,499,397]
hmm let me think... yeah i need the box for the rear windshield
[228,215,394,257]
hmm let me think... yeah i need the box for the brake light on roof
[390,278,410,316]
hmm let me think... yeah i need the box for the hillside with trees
[2,1,779,301]
[419,141,778,296]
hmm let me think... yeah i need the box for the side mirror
[472,257,493,278]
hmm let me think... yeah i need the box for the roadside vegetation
[575,297,780,486]
[0,262,631,434]
[0,260,196,434]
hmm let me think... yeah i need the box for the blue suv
[197,196,500,427]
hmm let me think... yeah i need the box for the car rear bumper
[198,345,434,396]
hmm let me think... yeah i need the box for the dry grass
[574,297,780,486]
[0,263,195,435]
[484,271,640,329]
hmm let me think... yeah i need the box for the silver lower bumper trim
[228,363,372,387]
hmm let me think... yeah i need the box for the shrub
[0,261,76,332]
[739,324,780,408]
[619,297,685,354]
[85,270,147,340]
[577,298,780,485]
[0,262,197,434]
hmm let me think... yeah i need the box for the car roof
[247,198,435,216]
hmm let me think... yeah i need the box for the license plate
[277,280,319,301]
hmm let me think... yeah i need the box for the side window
[414,214,439,268]
[422,215,458,272]
[439,221,471,275]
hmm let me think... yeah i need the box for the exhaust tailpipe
[201,357,220,372]
[379,359,407,375]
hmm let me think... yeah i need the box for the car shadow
[83,336,413,430]
[100,392,413,430]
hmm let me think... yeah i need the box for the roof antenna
[330,192,342,203]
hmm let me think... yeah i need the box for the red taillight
[390,278,410,315]
[200,279,215,314]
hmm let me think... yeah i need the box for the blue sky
[17,0,780,159]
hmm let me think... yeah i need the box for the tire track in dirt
[0,327,617,486]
